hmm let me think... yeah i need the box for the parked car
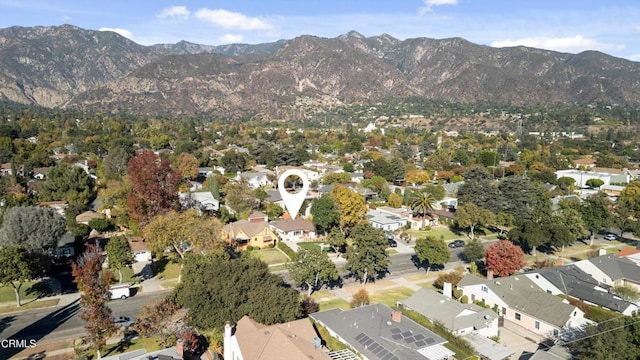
[387,238,398,247]
[448,240,465,248]
[114,316,135,328]
[604,233,618,241]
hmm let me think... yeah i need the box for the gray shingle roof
[311,304,447,360]
[587,254,640,283]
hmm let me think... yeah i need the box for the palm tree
[411,191,435,230]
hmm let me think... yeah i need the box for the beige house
[224,316,330,360]
[75,210,105,225]
[223,219,278,250]
[126,236,152,262]
[269,218,316,242]
[457,274,591,339]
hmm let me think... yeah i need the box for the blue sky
[1,0,639,61]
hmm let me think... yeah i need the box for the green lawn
[268,264,288,272]
[160,279,179,288]
[0,299,59,314]
[155,262,182,280]
[317,298,351,311]
[370,287,415,308]
[297,242,334,253]
[250,248,290,265]
[103,336,163,358]
[310,290,333,300]
[405,227,462,241]
[0,280,52,303]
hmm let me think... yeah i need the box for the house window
[502,307,506,315]
[546,290,552,294]
[553,329,559,337]
[515,313,521,321]
[535,321,540,330]
[471,294,476,302]
[481,286,488,293]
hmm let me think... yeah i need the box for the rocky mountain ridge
[1,25,639,117]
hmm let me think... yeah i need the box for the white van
[109,284,131,300]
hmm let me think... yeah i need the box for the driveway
[498,321,544,359]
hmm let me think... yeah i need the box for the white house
[573,254,640,292]
[179,191,220,213]
[269,218,316,242]
[457,274,591,339]
[366,209,407,231]
[236,171,271,189]
[554,168,630,188]
[126,236,152,262]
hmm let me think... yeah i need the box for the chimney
[391,311,401,323]
[176,339,184,357]
[223,321,233,360]
[556,258,564,266]
[487,270,494,280]
[443,282,452,299]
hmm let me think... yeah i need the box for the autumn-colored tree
[72,244,116,357]
[484,240,526,277]
[330,184,367,235]
[144,209,224,258]
[173,152,199,180]
[127,150,181,225]
[350,288,371,308]
[132,297,181,346]
[387,192,403,208]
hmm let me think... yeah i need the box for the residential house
[525,265,638,315]
[399,288,500,338]
[573,254,640,291]
[32,167,51,179]
[248,211,268,222]
[38,200,68,216]
[367,209,407,232]
[573,158,596,169]
[126,236,152,262]
[0,163,24,176]
[236,171,271,190]
[349,172,364,183]
[54,232,75,258]
[75,210,105,226]
[223,316,331,360]
[601,184,625,199]
[270,218,316,242]
[457,274,590,339]
[311,303,455,360]
[102,346,184,360]
[223,218,277,250]
[179,191,220,213]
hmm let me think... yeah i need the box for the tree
[288,248,339,296]
[585,178,605,189]
[350,288,371,308]
[127,150,182,225]
[387,192,403,208]
[484,240,525,277]
[567,316,640,360]
[132,297,181,347]
[220,150,247,173]
[173,153,199,180]
[176,255,302,329]
[581,192,613,245]
[463,239,485,263]
[88,217,113,233]
[102,145,132,181]
[414,236,450,269]
[344,223,389,285]
[612,284,640,303]
[326,227,347,254]
[411,191,435,229]
[72,244,116,357]
[0,247,43,307]
[105,235,133,283]
[310,195,340,234]
[330,185,367,235]
[39,162,96,208]
[0,206,66,255]
[508,220,548,255]
[222,182,258,216]
[455,202,496,240]
[144,210,224,258]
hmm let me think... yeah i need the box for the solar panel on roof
[414,334,425,340]
[401,331,412,337]
[404,336,415,343]
[414,340,426,347]
[381,353,393,360]
[390,356,399,360]
[364,338,374,346]
[425,338,436,345]
[378,349,389,358]
[369,344,380,353]
[355,333,366,342]
[391,334,402,340]
[390,328,401,334]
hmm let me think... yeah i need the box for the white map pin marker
[278,169,309,220]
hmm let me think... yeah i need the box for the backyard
[249,248,290,265]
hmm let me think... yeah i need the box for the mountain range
[1,24,639,118]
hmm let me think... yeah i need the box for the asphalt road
[0,291,169,359]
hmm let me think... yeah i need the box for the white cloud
[98,27,133,40]
[219,34,243,43]
[491,35,618,53]
[194,8,273,30]
[419,0,458,14]
[157,6,190,20]
[629,54,640,62]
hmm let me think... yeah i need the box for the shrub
[452,288,463,299]
[302,297,319,315]
[460,295,469,304]
[350,288,370,308]
[277,241,298,261]
[434,268,465,289]
[246,246,256,252]
[88,217,113,232]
